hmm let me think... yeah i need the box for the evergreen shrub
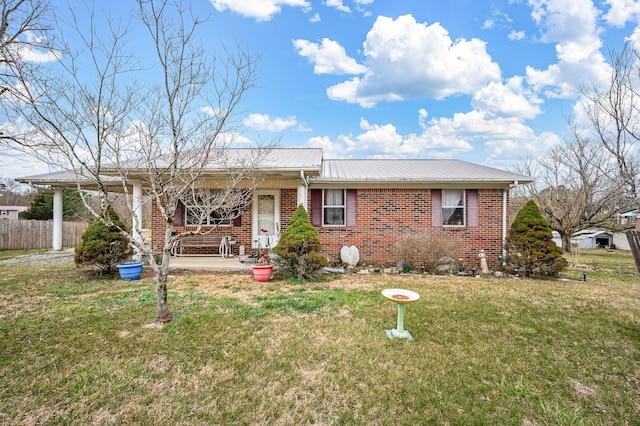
[505,199,567,278]
[273,205,328,279]
[74,208,133,276]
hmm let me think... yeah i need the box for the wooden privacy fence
[627,231,640,274]
[0,220,88,250]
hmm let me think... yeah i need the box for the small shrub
[273,205,328,279]
[504,200,567,278]
[75,208,133,276]
[394,232,460,273]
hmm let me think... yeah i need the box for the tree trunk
[561,232,572,253]
[155,250,173,324]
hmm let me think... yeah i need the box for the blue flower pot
[117,262,144,280]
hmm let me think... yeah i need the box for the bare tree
[518,124,622,251]
[0,176,34,204]
[0,0,54,163]
[581,44,640,207]
[0,0,52,77]
[0,0,273,323]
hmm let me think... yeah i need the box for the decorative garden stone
[435,256,456,273]
[340,245,360,267]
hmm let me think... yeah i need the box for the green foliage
[74,208,133,276]
[20,187,85,220]
[505,199,568,277]
[273,205,328,279]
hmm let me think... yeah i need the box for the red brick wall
[310,188,507,269]
[151,187,508,268]
[280,189,298,231]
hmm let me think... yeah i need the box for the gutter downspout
[298,170,309,210]
[503,180,518,264]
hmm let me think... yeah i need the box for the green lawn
[0,250,639,425]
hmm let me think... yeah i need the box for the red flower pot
[252,264,273,282]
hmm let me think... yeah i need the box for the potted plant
[252,252,273,282]
[117,260,144,280]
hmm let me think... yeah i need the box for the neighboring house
[0,206,28,220]
[618,208,639,227]
[19,148,532,269]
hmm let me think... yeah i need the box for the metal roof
[109,148,323,174]
[252,148,323,170]
[313,159,532,185]
[17,150,533,188]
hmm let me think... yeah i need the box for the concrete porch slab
[168,255,255,272]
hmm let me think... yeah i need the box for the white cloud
[485,131,561,163]
[325,15,501,107]
[603,0,640,27]
[508,30,525,40]
[5,32,60,63]
[471,77,542,119]
[530,0,600,43]
[309,13,321,22]
[210,0,310,21]
[482,9,513,29]
[305,103,556,161]
[293,38,367,75]
[325,0,350,13]
[525,0,610,98]
[243,113,298,132]
[307,135,346,158]
[219,132,253,145]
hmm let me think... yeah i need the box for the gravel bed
[0,249,75,267]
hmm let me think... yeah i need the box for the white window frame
[442,189,466,226]
[181,189,232,226]
[323,189,346,226]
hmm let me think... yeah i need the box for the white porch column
[132,181,143,261]
[52,187,63,251]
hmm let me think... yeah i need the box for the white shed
[0,206,28,220]
[572,229,614,249]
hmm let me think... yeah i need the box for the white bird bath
[381,288,420,341]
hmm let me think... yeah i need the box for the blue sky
[3,0,640,178]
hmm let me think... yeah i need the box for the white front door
[253,190,280,249]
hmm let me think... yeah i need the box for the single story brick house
[161,148,532,269]
[19,148,532,269]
